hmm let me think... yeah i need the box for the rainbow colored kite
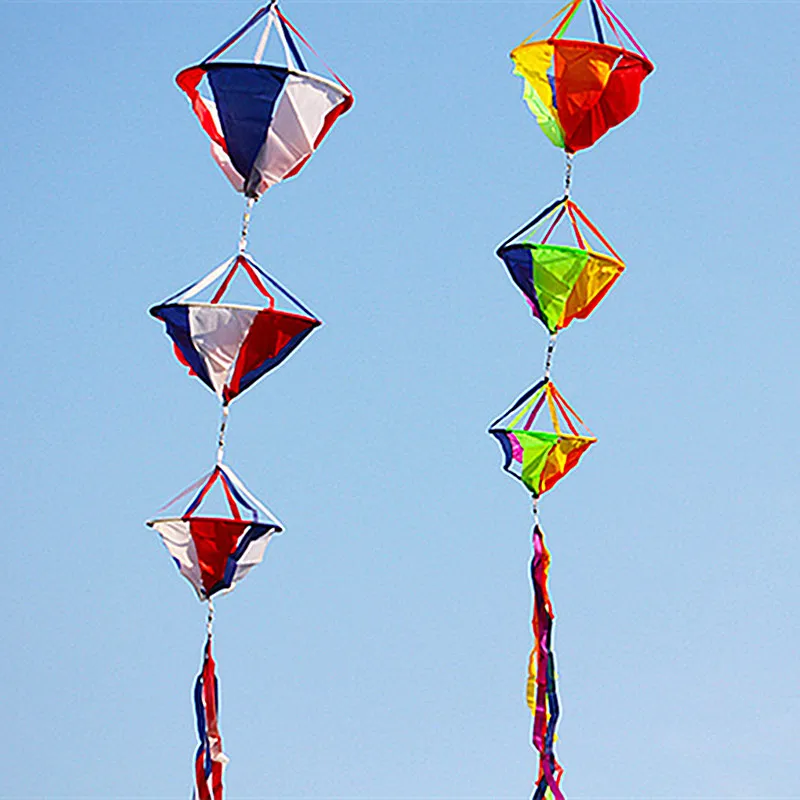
[490,1,652,797]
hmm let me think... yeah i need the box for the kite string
[207,597,215,639]
[543,333,558,380]
[564,152,574,198]
[239,197,256,253]
[217,405,230,465]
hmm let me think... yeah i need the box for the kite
[150,252,321,406]
[496,195,624,335]
[146,3,352,797]
[511,0,653,154]
[147,463,283,602]
[176,1,353,201]
[491,1,652,797]
[148,462,283,799]
[489,379,595,499]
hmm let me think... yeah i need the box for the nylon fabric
[554,41,653,151]
[228,309,320,401]
[515,431,559,495]
[188,306,258,398]
[530,245,588,331]
[510,42,564,148]
[561,251,623,328]
[193,636,227,800]
[539,437,594,494]
[150,520,205,600]
[205,65,288,183]
[249,73,347,196]
[149,519,278,600]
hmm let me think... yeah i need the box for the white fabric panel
[188,306,258,398]
[251,74,345,195]
[151,520,205,600]
[200,96,247,192]
[231,533,274,589]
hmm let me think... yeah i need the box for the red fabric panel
[554,41,653,152]
[227,309,319,399]
[189,519,250,594]
[175,67,229,153]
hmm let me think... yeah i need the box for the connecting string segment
[564,153,574,197]
[238,197,256,253]
[217,405,230,465]
[207,597,215,638]
[543,334,558,380]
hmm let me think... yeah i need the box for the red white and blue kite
[146,4,351,798]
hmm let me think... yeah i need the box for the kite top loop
[239,197,256,253]
[207,597,215,638]
[544,333,558,380]
[564,153,574,198]
[217,405,230,465]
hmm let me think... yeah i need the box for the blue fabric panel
[498,245,544,323]
[150,304,214,392]
[193,665,210,774]
[548,73,558,109]
[237,326,317,397]
[205,64,288,186]
[489,430,514,471]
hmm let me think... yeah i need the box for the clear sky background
[2,1,799,798]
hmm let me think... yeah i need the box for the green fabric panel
[531,245,589,332]
[512,430,558,495]
[516,71,565,148]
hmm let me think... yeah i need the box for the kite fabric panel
[150,253,321,404]
[489,379,595,498]
[498,243,623,333]
[510,0,653,153]
[176,6,353,199]
[148,464,283,601]
[193,634,228,800]
[497,196,625,334]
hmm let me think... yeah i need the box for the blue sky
[1,1,799,798]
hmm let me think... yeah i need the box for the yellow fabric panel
[539,436,594,495]
[560,251,625,329]
[511,42,558,122]
[526,645,539,717]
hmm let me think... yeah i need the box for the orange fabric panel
[560,252,624,329]
[539,437,594,495]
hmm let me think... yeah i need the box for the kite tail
[527,524,565,800]
[193,622,229,800]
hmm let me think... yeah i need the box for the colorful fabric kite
[177,2,353,199]
[491,2,651,797]
[496,196,624,334]
[150,252,321,405]
[489,379,595,498]
[147,4,351,797]
[511,0,653,153]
